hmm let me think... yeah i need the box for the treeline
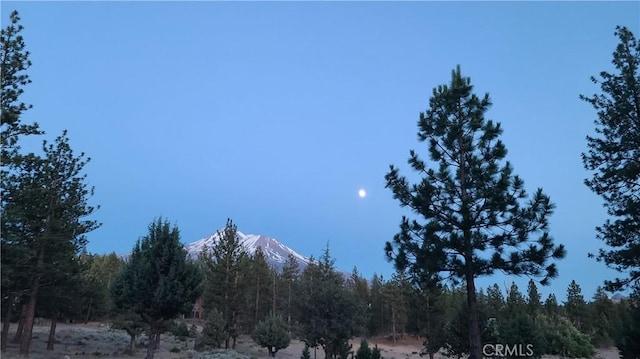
[195,220,640,359]
[4,216,637,359]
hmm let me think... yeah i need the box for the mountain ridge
[184,230,311,271]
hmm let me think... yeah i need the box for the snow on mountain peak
[184,229,310,270]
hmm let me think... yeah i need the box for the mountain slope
[185,230,310,271]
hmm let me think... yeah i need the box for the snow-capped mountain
[185,230,310,271]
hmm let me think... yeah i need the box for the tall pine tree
[581,26,640,292]
[2,132,100,355]
[564,280,589,333]
[385,66,566,359]
[1,10,44,352]
[279,253,300,336]
[199,219,248,349]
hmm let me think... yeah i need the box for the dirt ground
[1,321,621,359]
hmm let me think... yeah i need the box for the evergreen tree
[296,245,364,359]
[0,10,42,165]
[2,132,100,355]
[526,279,542,319]
[356,339,372,359]
[38,251,85,351]
[346,267,370,337]
[544,293,560,317]
[590,286,619,347]
[199,219,248,349]
[79,252,123,321]
[497,283,543,359]
[384,66,566,359]
[564,280,590,333]
[1,11,45,353]
[443,295,472,359]
[371,344,382,359]
[581,26,640,292]
[112,218,202,359]
[408,278,446,359]
[368,273,386,336]
[617,288,640,359]
[200,308,228,350]
[301,343,311,359]
[246,247,274,332]
[537,315,594,358]
[279,253,300,336]
[485,284,504,320]
[252,312,291,357]
[111,310,148,355]
[382,270,410,345]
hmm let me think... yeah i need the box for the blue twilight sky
[3,1,639,300]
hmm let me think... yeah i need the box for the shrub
[172,320,191,338]
[252,312,290,357]
[301,343,311,359]
[190,324,199,338]
[356,339,371,359]
[538,315,594,358]
[201,308,228,350]
[170,346,181,353]
[336,339,353,359]
[371,344,382,359]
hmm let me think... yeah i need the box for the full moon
[358,189,366,198]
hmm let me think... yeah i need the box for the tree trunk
[287,282,292,336]
[465,275,481,359]
[1,312,10,352]
[145,331,159,359]
[129,333,136,354]
[269,346,276,357]
[1,294,14,352]
[255,275,260,328]
[459,131,480,359]
[85,298,92,323]
[46,312,58,350]
[392,306,397,346]
[12,302,26,343]
[19,232,47,356]
[429,353,434,359]
[19,286,39,355]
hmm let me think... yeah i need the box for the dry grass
[1,322,620,359]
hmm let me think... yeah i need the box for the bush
[172,320,191,338]
[251,312,290,357]
[371,344,382,359]
[538,315,594,358]
[356,339,371,359]
[336,339,352,359]
[190,324,199,338]
[301,343,311,359]
[201,308,228,350]
[170,346,181,353]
